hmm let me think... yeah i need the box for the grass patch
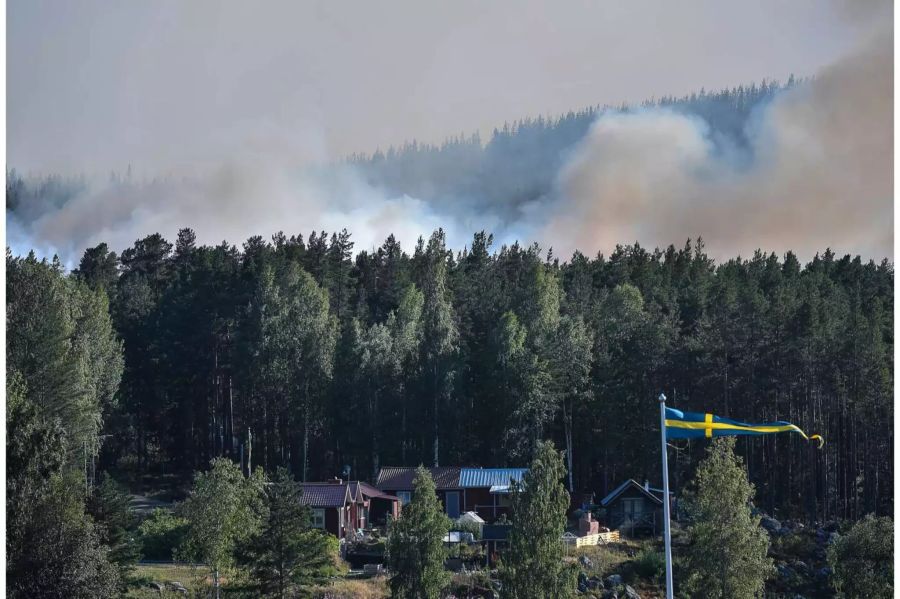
[127,563,208,597]
[309,576,389,598]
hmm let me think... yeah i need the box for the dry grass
[127,562,207,597]
[309,577,389,599]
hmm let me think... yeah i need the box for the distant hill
[347,79,792,219]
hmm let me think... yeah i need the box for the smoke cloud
[547,18,892,261]
[6,1,892,265]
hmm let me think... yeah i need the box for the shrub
[137,509,189,561]
[633,548,665,581]
[827,515,893,599]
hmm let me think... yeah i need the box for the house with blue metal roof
[376,466,527,522]
[459,468,527,522]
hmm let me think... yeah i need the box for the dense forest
[9,226,892,523]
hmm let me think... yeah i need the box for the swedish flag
[664,408,824,448]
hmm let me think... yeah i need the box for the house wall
[462,487,510,522]
[605,489,663,536]
[384,488,460,517]
[325,507,342,539]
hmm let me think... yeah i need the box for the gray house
[600,479,670,536]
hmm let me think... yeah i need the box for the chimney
[644,480,649,491]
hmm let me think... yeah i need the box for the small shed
[600,479,664,537]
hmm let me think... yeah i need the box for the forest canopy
[8,224,890,523]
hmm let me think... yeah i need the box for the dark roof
[350,481,400,502]
[376,467,461,490]
[600,479,663,507]
[299,483,350,508]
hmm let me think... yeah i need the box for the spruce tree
[499,440,575,599]
[241,468,337,598]
[86,474,141,587]
[387,466,451,599]
[683,437,773,599]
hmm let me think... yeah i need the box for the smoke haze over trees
[5,3,894,266]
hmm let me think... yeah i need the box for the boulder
[577,572,589,593]
[148,582,163,591]
[791,560,810,577]
[623,584,641,599]
[587,576,604,590]
[815,567,833,583]
[579,554,594,569]
[602,591,618,599]
[760,516,782,534]
[605,574,623,587]
[776,563,798,583]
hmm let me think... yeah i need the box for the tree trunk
[303,380,311,482]
[433,364,440,467]
[564,397,574,492]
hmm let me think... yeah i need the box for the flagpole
[659,393,674,599]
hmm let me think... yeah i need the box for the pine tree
[682,437,773,599]
[241,468,337,598]
[499,440,575,599]
[86,474,141,588]
[417,230,458,466]
[387,466,451,599]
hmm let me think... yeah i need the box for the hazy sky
[9,0,864,175]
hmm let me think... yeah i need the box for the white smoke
[7,4,893,265]
[546,19,892,261]
[8,163,483,265]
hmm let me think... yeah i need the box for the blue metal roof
[459,468,527,488]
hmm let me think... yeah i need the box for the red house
[300,479,400,539]
[376,467,463,517]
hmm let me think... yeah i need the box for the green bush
[773,532,816,557]
[827,515,893,599]
[633,548,665,581]
[137,509,189,561]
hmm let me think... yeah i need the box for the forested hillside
[11,225,890,523]
[7,79,792,263]
[348,80,789,214]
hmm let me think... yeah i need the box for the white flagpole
[659,393,674,599]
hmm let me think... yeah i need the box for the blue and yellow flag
[665,408,824,448]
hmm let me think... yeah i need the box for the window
[311,509,326,529]
[398,491,411,505]
[622,498,644,517]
